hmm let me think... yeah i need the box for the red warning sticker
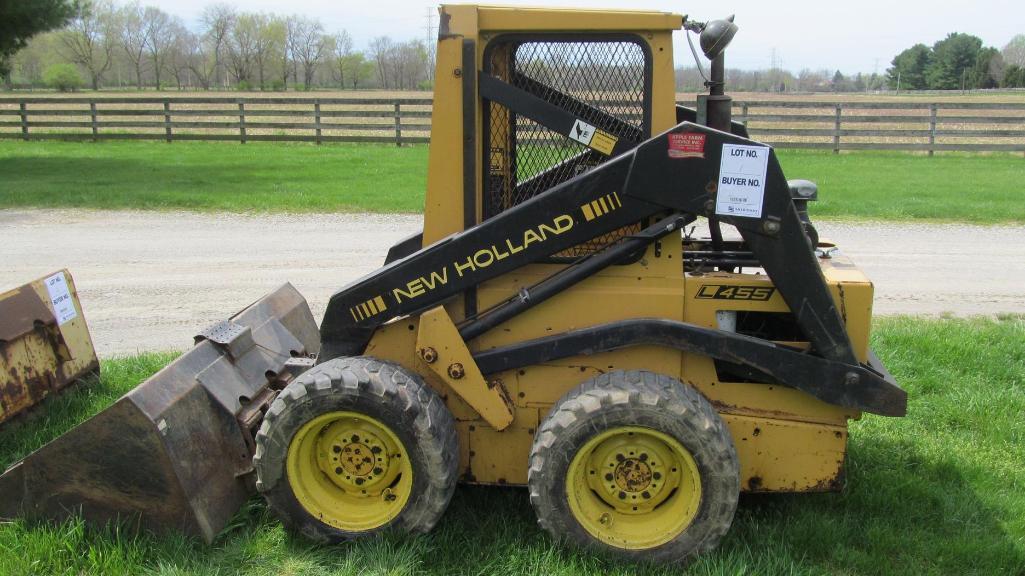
[668,132,706,159]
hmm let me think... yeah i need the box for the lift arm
[323,122,849,360]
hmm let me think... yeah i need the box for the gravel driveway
[2,209,1022,357]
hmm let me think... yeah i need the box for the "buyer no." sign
[714,144,770,218]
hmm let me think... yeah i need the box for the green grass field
[1,316,1023,576]
[0,140,1022,223]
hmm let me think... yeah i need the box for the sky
[143,0,1023,74]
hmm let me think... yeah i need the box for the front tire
[528,370,740,564]
[254,356,458,542]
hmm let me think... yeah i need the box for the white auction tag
[715,144,770,218]
[45,271,78,326]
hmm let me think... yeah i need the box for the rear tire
[528,370,739,564]
[254,356,458,542]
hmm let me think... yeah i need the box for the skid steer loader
[0,5,906,563]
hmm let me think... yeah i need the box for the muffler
[0,283,320,543]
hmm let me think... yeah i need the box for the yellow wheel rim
[566,426,702,550]
[286,411,412,532]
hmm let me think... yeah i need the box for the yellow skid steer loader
[0,5,905,563]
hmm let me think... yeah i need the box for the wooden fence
[0,96,1023,153]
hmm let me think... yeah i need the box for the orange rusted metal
[0,270,99,425]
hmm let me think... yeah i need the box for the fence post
[314,99,322,145]
[928,103,937,157]
[741,102,749,131]
[90,102,99,142]
[394,102,402,147]
[19,102,28,141]
[238,100,247,144]
[833,104,842,154]
[163,99,172,143]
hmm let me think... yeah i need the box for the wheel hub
[614,457,652,492]
[319,425,395,491]
[286,411,412,532]
[567,425,703,550]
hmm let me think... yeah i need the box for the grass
[0,140,1023,223]
[1,316,1023,575]
[0,141,428,213]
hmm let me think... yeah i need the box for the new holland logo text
[695,285,775,301]
[348,194,623,323]
[389,213,576,306]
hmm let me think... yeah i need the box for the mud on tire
[253,356,458,542]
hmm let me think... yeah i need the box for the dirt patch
[1,210,1022,357]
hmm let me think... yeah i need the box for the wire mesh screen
[484,39,650,258]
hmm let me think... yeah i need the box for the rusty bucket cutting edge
[0,283,320,543]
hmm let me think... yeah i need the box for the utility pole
[424,7,436,83]
[896,70,901,94]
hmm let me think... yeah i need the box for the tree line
[887,33,1025,90]
[2,1,1021,94]
[3,0,434,91]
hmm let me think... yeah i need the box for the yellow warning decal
[350,295,388,322]
[581,191,623,222]
[589,129,618,155]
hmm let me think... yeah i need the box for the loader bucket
[0,270,99,425]
[0,283,320,543]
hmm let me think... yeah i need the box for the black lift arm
[318,121,906,416]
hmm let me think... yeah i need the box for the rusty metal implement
[0,283,320,543]
[0,270,99,425]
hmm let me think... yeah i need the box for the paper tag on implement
[715,144,770,218]
[569,119,618,155]
[45,271,77,326]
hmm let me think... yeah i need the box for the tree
[142,6,174,88]
[887,43,931,90]
[925,33,983,89]
[10,32,58,86]
[368,36,393,89]
[165,21,192,89]
[290,16,325,89]
[183,29,216,89]
[1002,64,1025,88]
[57,0,116,90]
[831,70,845,92]
[226,11,257,86]
[200,3,234,89]
[116,1,147,89]
[328,30,352,88]
[1002,34,1025,68]
[280,14,299,89]
[969,47,1003,89]
[341,51,371,89]
[43,61,82,90]
[251,14,284,90]
[0,0,79,82]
